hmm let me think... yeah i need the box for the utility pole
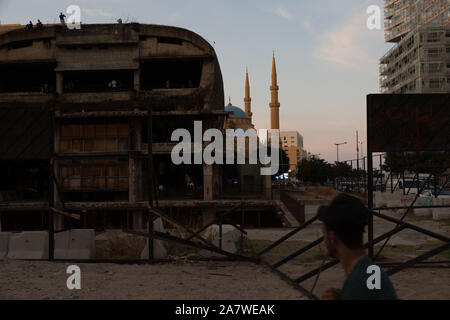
[356,131,360,193]
[335,142,347,163]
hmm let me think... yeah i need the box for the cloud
[82,8,113,18]
[303,21,312,33]
[313,12,382,70]
[273,7,293,21]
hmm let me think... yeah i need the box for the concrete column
[129,156,136,203]
[54,120,60,153]
[133,119,142,152]
[52,161,64,230]
[133,211,144,229]
[203,164,213,200]
[54,215,64,230]
[56,71,63,95]
[264,175,272,200]
[134,69,140,91]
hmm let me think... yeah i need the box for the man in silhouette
[59,12,66,24]
[318,193,397,300]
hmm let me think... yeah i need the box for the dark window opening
[149,155,203,200]
[157,37,183,45]
[0,63,56,93]
[43,39,52,48]
[63,70,134,93]
[0,161,49,201]
[7,40,33,50]
[140,60,202,90]
[1,211,49,231]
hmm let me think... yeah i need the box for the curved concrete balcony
[0,92,56,104]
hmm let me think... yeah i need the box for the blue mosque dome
[225,101,248,118]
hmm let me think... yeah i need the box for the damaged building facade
[0,23,289,233]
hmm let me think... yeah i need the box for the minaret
[270,53,280,130]
[244,67,252,121]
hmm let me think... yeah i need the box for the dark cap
[317,193,369,233]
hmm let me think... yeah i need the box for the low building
[280,131,304,173]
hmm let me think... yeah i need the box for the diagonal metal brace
[123,228,258,262]
[258,215,318,256]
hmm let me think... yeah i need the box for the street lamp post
[334,142,347,162]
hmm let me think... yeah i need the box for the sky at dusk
[0,0,393,163]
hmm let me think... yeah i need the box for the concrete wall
[139,37,205,57]
[374,191,450,220]
[432,198,450,220]
[56,46,139,71]
[0,39,56,62]
[2,229,97,260]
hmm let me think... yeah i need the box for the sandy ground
[0,259,306,300]
[1,204,449,300]
[1,257,448,300]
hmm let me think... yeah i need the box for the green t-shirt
[341,256,397,300]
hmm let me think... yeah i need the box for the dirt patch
[0,259,306,300]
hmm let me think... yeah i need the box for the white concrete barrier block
[432,198,450,220]
[374,192,387,208]
[0,232,12,260]
[8,231,49,260]
[415,197,433,217]
[55,229,96,259]
[202,224,242,254]
[414,208,433,217]
[432,209,450,220]
[141,218,168,260]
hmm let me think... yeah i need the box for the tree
[297,157,332,183]
[333,161,353,178]
[383,151,450,174]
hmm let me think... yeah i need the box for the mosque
[225,55,281,131]
[224,55,308,177]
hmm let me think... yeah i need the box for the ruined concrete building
[0,24,289,232]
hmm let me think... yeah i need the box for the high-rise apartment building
[384,0,450,42]
[380,0,450,93]
[380,25,450,93]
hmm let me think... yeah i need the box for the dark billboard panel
[367,94,450,153]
